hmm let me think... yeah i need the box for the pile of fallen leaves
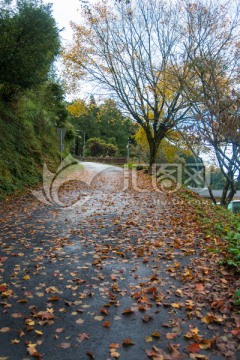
[0,167,240,359]
[176,187,240,270]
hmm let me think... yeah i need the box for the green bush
[86,137,119,157]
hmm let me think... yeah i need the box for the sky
[43,0,83,45]
[42,0,93,99]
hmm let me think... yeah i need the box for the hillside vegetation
[0,0,74,199]
[0,87,73,199]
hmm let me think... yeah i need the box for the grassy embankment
[0,98,73,200]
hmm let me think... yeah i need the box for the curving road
[0,162,239,359]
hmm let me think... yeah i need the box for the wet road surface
[0,162,239,359]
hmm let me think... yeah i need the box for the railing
[76,156,127,165]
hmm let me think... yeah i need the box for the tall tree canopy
[177,1,240,204]
[63,0,240,173]
[63,0,190,165]
[68,97,133,156]
[0,0,60,94]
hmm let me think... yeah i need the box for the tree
[97,99,132,155]
[67,99,88,118]
[0,0,60,99]
[43,82,69,127]
[134,125,192,164]
[86,137,118,157]
[178,0,240,205]
[208,166,226,190]
[67,97,133,156]
[63,0,190,166]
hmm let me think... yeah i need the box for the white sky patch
[42,0,99,99]
[43,0,82,45]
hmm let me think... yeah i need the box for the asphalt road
[0,162,239,359]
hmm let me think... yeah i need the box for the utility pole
[83,132,86,160]
[57,128,66,166]
[127,139,130,163]
[60,129,63,164]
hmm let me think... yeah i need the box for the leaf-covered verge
[177,188,240,270]
[175,187,240,306]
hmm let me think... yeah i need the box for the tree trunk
[208,187,217,205]
[146,127,167,167]
[149,137,164,167]
[220,180,230,206]
[227,181,236,204]
[149,141,158,167]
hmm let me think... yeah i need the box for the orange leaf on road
[121,308,134,315]
[195,283,204,292]
[122,338,135,346]
[102,321,111,328]
[185,343,201,353]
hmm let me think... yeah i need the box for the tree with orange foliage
[63,0,191,166]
